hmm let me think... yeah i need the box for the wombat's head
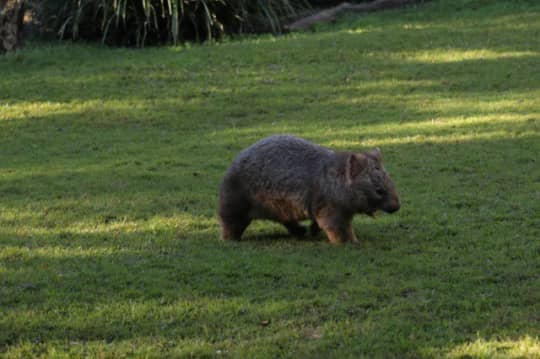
[345,148,400,215]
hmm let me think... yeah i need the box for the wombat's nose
[385,198,400,213]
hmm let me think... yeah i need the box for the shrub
[36,0,310,47]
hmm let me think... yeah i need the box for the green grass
[1,0,540,357]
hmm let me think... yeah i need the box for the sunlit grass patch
[399,49,540,64]
[329,130,538,148]
[445,336,540,358]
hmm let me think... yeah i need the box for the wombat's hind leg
[219,188,251,240]
[310,221,321,236]
[221,216,251,241]
[283,222,307,238]
[347,223,359,243]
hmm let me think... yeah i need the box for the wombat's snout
[384,196,401,213]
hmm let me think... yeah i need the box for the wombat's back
[227,135,333,195]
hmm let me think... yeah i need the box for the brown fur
[219,135,400,243]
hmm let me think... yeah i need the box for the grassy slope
[1,0,540,357]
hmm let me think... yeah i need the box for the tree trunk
[0,0,25,54]
[286,0,428,31]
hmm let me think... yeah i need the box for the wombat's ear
[368,148,383,162]
[346,153,368,184]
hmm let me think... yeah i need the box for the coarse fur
[219,135,400,243]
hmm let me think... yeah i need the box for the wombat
[219,135,400,244]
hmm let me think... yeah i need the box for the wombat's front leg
[315,210,357,244]
[322,224,358,244]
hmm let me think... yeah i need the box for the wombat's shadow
[241,231,324,243]
[237,222,384,245]
[239,224,326,244]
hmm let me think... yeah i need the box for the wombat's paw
[220,226,244,241]
[220,232,235,241]
[221,235,241,241]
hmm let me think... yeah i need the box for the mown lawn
[1,0,539,357]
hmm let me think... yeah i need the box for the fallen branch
[286,0,428,31]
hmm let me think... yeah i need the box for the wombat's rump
[219,135,400,243]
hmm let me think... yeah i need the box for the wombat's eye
[375,187,386,196]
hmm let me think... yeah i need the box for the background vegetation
[35,0,312,46]
[33,0,389,47]
[1,0,540,357]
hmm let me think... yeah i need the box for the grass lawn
[1,0,540,357]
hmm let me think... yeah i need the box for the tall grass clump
[36,0,310,46]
